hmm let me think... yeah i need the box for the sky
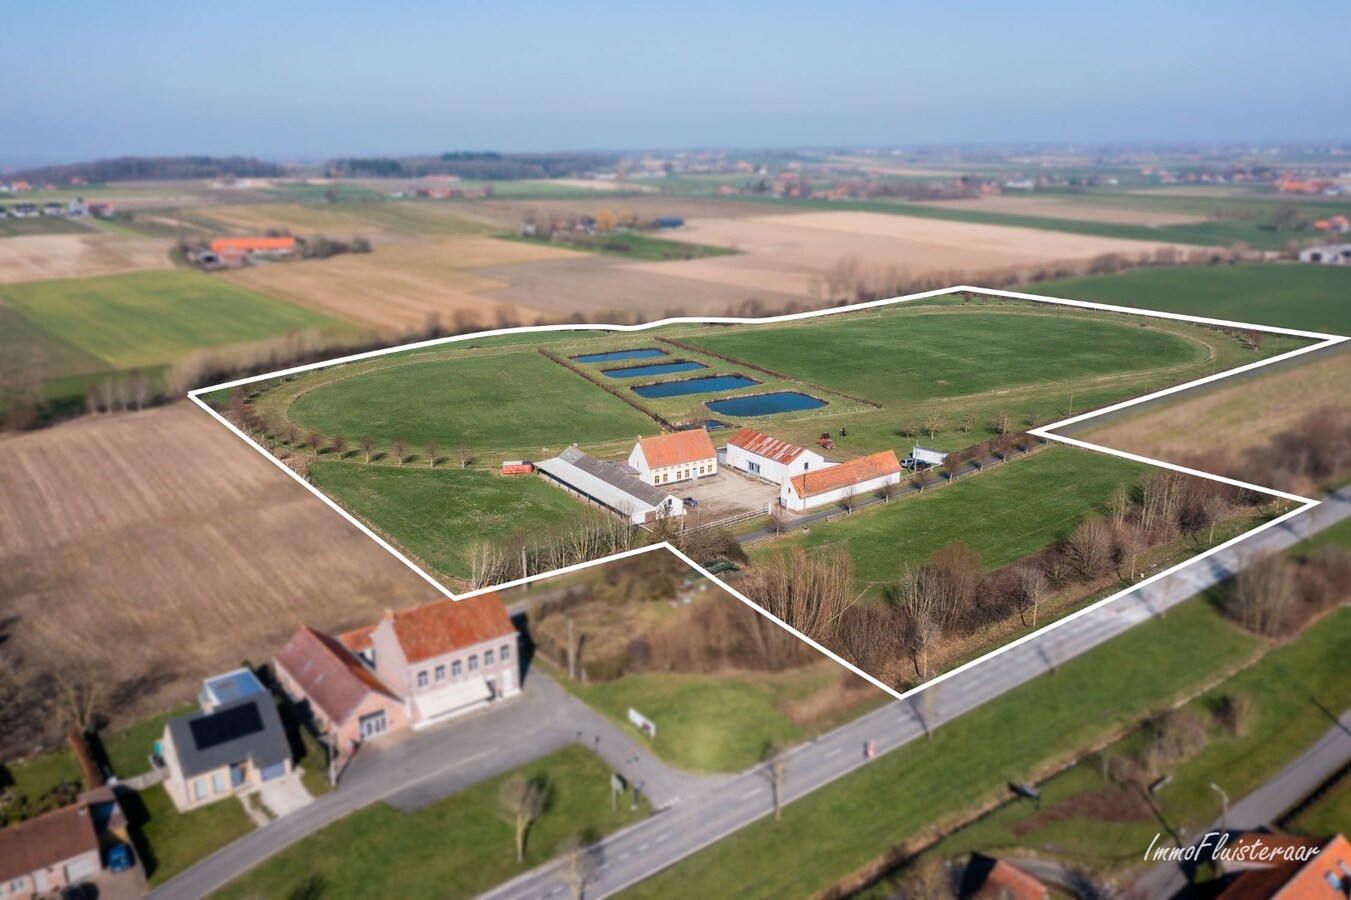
[3,0,1348,165]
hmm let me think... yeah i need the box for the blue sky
[3,0,1347,164]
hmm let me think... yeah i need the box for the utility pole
[567,618,576,680]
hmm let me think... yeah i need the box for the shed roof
[275,626,396,725]
[0,803,99,883]
[537,447,677,515]
[727,427,809,464]
[166,695,290,779]
[790,450,900,498]
[635,430,716,469]
[388,592,515,665]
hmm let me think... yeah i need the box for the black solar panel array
[189,701,264,751]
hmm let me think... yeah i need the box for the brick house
[628,430,718,487]
[0,803,102,898]
[369,592,521,730]
[273,626,409,752]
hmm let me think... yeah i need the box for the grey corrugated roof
[167,695,290,778]
[558,447,674,506]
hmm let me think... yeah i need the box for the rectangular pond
[632,374,761,399]
[603,360,708,379]
[704,391,828,417]
[571,348,667,364]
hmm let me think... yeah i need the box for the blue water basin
[603,360,708,379]
[632,375,761,399]
[571,348,667,364]
[704,391,827,417]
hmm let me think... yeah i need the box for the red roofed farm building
[209,236,297,262]
[723,426,826,484]
[628,430,718,486]
[781,450,901,512]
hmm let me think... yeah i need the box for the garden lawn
[623,598,1260,899]
[288,349,655,453]
[216,746,647,900]
[681,306,1206,405]
[752,446,1150,590]
[560,667,836,773]
[1042,263,1351,337]
[1,269,344,369]
[130,784,255,887]
[307,462,589,581]
[102,703,195,780]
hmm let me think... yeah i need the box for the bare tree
[839,485,861,515]
[469,541,509,590]
[995,409,1011,435]
[879,480,900,504]
[1065,519,1113,580]
[958,414,975,435]
[305,429,324,455]
[285,422,301,446]
[922,412,944,441]
[360,435,374,463]
[763,741,788,821]
[1107,484,1132,526]
[910,468,933,493]
[457,443,474,469]
[424,440,439,468]
[499,775,549,863]
[330,434,348,460]
[557,834,599,900]
[391,439,409,467]
[1016,566,1048,628]
[52,660,107,734]
[1228,552,1295,636]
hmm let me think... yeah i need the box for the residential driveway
[257,773,314,817]
[149,668,719,899]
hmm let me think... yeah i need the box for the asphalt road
[1134,704,1351,898]
[481,489,1350,900]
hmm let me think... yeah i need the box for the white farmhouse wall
[781,471,901,512]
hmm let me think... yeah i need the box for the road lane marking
[824,747,842,759]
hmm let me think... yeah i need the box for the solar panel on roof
[189,702,265,751]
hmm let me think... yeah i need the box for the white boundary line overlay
[187,285,1346,703]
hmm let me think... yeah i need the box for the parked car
[901,458,931,471]
[682,497,699,507]
[108,841,134,873]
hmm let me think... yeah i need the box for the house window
[10,877,28,893]
[452,660,462,677]
[748,461,761,475]
[359,710,387,738]
[417,670,429,689]
[469,655,479,672]
[660,473,668,484]
[435,665,446,683]
[212,773,226,794]
[485,649,495,666]
[194,779,207,800]
[501,644,511,662]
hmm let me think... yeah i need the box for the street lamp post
[1209,782,1229,831]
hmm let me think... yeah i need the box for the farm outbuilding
[628,430,717,487]
[538,446,685,524]
[723,427,828,484]
[781,449,902,512]
[1298,243,1351,265]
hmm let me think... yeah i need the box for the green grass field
[559,666,840,773]
[684,306,1205,404]
[624,597,1261,899]
[0,215,89,236]
[753,446,1150,589]
[288,349,655,453]
[216,746,647,899]
[307,462,590,581]
[0,299,110,380]
[1042,262,1351,336]
[1,270,345,369]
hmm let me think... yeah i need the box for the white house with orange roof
[781,450,902,512]
[723,427,828,484]
[627,430,718,486]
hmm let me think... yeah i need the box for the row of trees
[743,470,1264,687]
[1225,544,1349,637]
[465,512,638,590]
[8,155,284,184]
